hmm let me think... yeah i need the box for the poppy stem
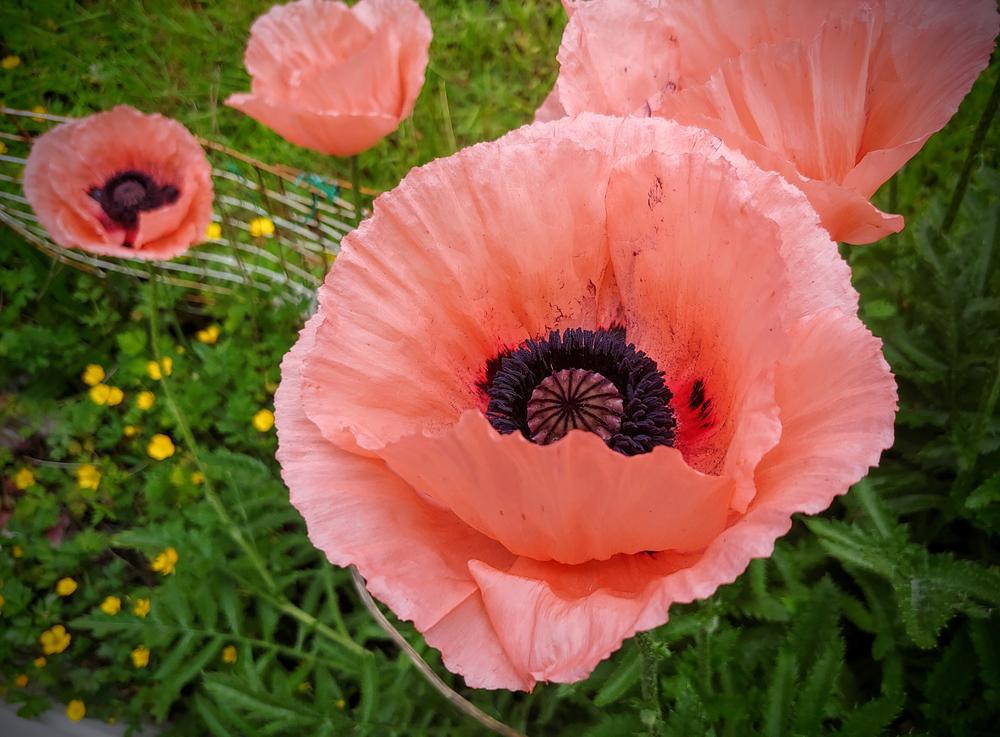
[635,631,665,736]
[942,70,1000,233]
[349,567,528,737]
[349,154,363,227]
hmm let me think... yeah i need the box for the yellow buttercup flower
[1,55,21,70]
[196,325,220,344]
[56,577,78,597]
[249,217,276,238]
[14,467,35,490]
[136,391,155,410]
[161,357,173,375]
[12,545,24,558]
[34,657,46,668]
[81,364,105,386]
[66,699,86,722]
[190,471,205,486]
[77,464,101,490]
[146,361,162,380]
[123,425,139,438]
[39,625,71,654]
[14,674,28,688]
[206,222,222,240]
[150,547,178,576]
[99,596,121,616]
[131,646,150,668]
[106,387,124,406]
[89,384,111,405]
[147,434,175,461]
[31,105,47,122]
[222,645,237,664]
[252,409,275,432]
[133,598,151,618]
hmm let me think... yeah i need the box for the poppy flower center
[483,327,676,456]
[88,170,180,235]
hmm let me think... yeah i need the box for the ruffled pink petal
[844,0,999,196]
[23,105,212,260]
[226,93,401,157]
[299,136,618,451]
[533,85,567,123]
[378,411,732,565]
[555,0,680,116]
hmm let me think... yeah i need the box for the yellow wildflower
[1,55,20,70]
[66,699,86,722]
[14,674,28,688]
[81,364,105,386]
[335,698,346,710]
[146,361,162,380]
[136,391,155,410]
[89,384,111,405]
[39,625,71,654]
[34,657,46,668]
[56,577,78,597]
[249,217,276,238]
[31,105,47,122]
[161,357,173,375]
[99,596,121,616]
[123,425,139,438]
[252,409,275,432]
[206,222,222,240]
[147,434,175,461]
[77,464,101,490]
[133,598,150,618]
[14,467,35,490]
[150,547,178,575]
[106,387,124,406]
[222,645,237,664]
[196,325,220,344]
[12,545,24,558]
[131,646,150,668]
[0,141,6,155]
[190,471,205,485]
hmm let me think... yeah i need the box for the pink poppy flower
[276,114,897,690]
[541,0,999,244]
[226,0,432,157]
[23,105,213,260]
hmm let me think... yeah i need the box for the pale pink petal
[299,136,618,451]
[379,411,731,565]
[533,85,567,123]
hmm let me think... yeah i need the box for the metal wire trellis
[0,107,374,305]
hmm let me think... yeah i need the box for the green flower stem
[636,631,665,737]
[144,265,367,660]
[349,154,363,227]
[942,70,1000,233]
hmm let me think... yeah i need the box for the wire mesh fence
[0,107,370,305]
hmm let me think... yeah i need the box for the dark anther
[482,327,676,456]
[89,170,181,233]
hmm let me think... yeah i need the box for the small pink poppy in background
[226,0,432,157]
[541,0,999,244]
[276,114,897,690]
[23,105,213,260]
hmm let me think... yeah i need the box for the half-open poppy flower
[23,105,213,260]
[541,0,999,244]
[276,114,897,690]
[226,0,432,157]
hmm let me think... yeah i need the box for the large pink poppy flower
[541,0,999,244]
[226,0,432,157]
[276,114,897,690]
[23,105,213,260]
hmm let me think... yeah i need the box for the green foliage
[1,2,999,736]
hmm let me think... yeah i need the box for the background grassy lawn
[1,2,999,736]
